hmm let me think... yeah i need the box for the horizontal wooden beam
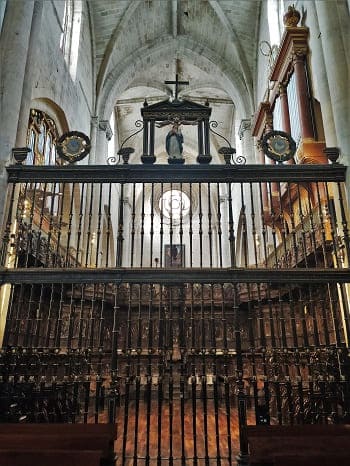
[0,267,349,285]
[7,163,346,183]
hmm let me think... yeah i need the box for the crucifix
[165,74,189,100]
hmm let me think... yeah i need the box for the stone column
[94,119,112,164]
[15,1,44,147]
[88,116,99,165]
[306,1,337,147]
[0,1,35,222]
[316,2,350,166]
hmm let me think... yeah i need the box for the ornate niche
[140,97,212,164]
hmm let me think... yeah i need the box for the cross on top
[164,74,189,100]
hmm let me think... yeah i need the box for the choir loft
[0,1,349,465]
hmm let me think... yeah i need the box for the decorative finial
[143,98,148,107]
[283,4,301,27]
[323,147,340,164]
[12,147,31,164]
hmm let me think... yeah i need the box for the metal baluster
[122,284,133,465]
[140,183,145,267]
[249,183,259,268]
[109,284,119,425]
[277,181,290,268]
[199,183,203,268]
[315,182,329,267]
[221,303,232,461]
[45,182,58,267]
[168,287,174,466]
[306,186,320,267]
[77,284,85,350]
[75,183,85,266]
[208,183,213,268]
[23,283,36,348]
[97,283,106,423]
[336,181,350,265]
[95,183,103,267]
[278,291,288,348]
[200,284,209,465]
[179,286,186,466]
[169,183,174,267]
[33,284,45,348]
[227,182,236,268]
[258,182,268,267]
[235,282,249,466]
[84,183,94,267]
[24,181,36,267]
[130,183,136,268]
[45,284,55,348]
[189,183,193,267]
[54,283,65,349]
[295,183,309,267]
[67,284,75,351]
[105,183,112,267]
[150,183,154,267]
[298,287,309,348]
[285,182,300,267]
[117,183,125,267]
[133,284,143,464]
[160,182,164,267]
[54,182,65,266]
[318,283,330,346]
[179,183,184,267]
[190,284,198,465]
[88,284,96,350]
[287,284,299,348]
[268,181,279,268]
[326,282,342,347]
[14,182,28,268]
[256,284,267,349]
[264,286,276,349]
[145,284,153,465]
[217,183,223,268]
[308,285,320,347]
[65,182,75,266]
[157,284,164,465]
[210,284,221,465]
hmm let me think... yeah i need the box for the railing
[1,163,348,272]
[1,161,349,465]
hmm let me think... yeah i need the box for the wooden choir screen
[0,161,350,466]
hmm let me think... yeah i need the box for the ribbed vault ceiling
[88,0,262,160]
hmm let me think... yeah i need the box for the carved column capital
[278,82,287,95]
[291,47,308,64]
[238,119,251,140]
[99,120,113,141]
[91,116,99,128]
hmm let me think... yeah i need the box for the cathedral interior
[0,1,349,465]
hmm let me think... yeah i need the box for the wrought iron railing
[0,161,349,465]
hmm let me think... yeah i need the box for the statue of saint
[166,123,183,159]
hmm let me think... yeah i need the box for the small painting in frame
[164,244,185,267]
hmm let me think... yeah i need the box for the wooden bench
[247,424,350,466]
[0,423,117,466]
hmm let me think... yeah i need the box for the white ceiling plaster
[89,0,261,162]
